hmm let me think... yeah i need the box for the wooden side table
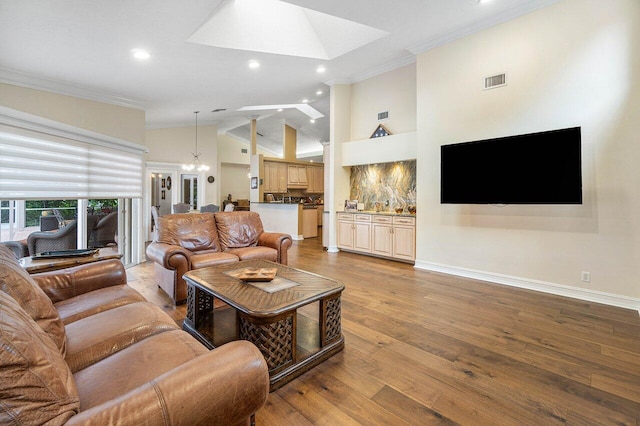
[19,247,123,274]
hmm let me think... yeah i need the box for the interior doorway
[181,174,198,210]
[150,171,174,216]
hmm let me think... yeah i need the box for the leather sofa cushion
[0,292,79,424]
[32,258,128,304]
[74,329,207,411]
[55,285,146,325]
[65,302,179,372]
[191,251,239,269]
[215,211,264,250]
[226,246,278,262]
[0,253,67,355]
[158,213,222,252]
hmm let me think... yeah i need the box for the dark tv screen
[441,127,582,204]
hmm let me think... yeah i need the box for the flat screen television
[441,127,582,204]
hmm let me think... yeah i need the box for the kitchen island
[251,202,303,240]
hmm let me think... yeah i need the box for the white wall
[218,132,272,163]
[145,125,218,205]
[415,0,640,306]
[220,163,251,203]
[350,64,416,140]
[0,83,145,143]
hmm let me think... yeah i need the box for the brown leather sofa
[0,246,269,425]
[146,211,292,304]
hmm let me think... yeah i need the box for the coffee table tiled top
[183,260,344,317]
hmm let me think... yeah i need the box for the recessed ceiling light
[310,119,316,123]
[477,0,492,3]
[131,48,151,60]
[277,108,284,112]
[301,98,309,103]
[317,65,326,73]
[248,60,260,69]
[316,90,323,95]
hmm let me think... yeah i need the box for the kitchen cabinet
[371,216,393,257]
[339,212,415,262]
[306,165,324,193]
[372,216,415,261]
[391,216,416,261]
[337,213,371,253]
[264,161,287,193]
[302,208,318,238]
[287,165,308,188]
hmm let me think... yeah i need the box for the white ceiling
[0,0,560,158]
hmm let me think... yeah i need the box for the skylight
[188,0,388,59]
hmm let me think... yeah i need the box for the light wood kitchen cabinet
[392,216,416,261]
[340,212,415,262]
[287,165,308,188]
[337,213,371,253]
[264,161,287,193]
[302,208,318,238]
[306,165,324,193]
[371,216,393,257]
[372,216,415,261]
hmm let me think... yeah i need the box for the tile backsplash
[349,160,416,212]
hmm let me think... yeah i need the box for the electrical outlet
[581,271,591,282]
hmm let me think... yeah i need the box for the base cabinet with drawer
[339,213,415,262]
[337,213,372,253]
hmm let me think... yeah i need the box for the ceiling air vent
[211,108,227,113]
[377,111,389,121]
[484,73,507,90]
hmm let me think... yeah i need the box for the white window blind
[0,123,144,200]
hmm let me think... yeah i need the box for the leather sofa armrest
[145,242,192,270]
[258,232,293,265]
[65,341,269,426]
[31,259,127,304]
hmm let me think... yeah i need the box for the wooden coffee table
[182,260,345,391]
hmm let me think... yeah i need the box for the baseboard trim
[414,260,640,315]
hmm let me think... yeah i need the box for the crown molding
[0,67,146,111]
[350,54,416,84]
[0,105,148,154]
[323,78,352,87]
[408,0,562,55]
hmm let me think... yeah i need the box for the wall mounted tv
[440,127,582,204]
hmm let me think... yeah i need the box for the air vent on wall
[377,111,389,121]
[484,73,507,90]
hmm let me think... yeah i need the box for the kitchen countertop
[338,210,415,217]
[253,202,324,206]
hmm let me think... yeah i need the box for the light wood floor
[127,238,640,425]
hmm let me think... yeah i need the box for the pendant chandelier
[182,111,210,172]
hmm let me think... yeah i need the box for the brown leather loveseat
[146,211,292,304]
[0,246,269,425]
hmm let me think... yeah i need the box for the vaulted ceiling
[0,0,560,158]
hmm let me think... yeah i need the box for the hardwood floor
[127,238,640,425]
